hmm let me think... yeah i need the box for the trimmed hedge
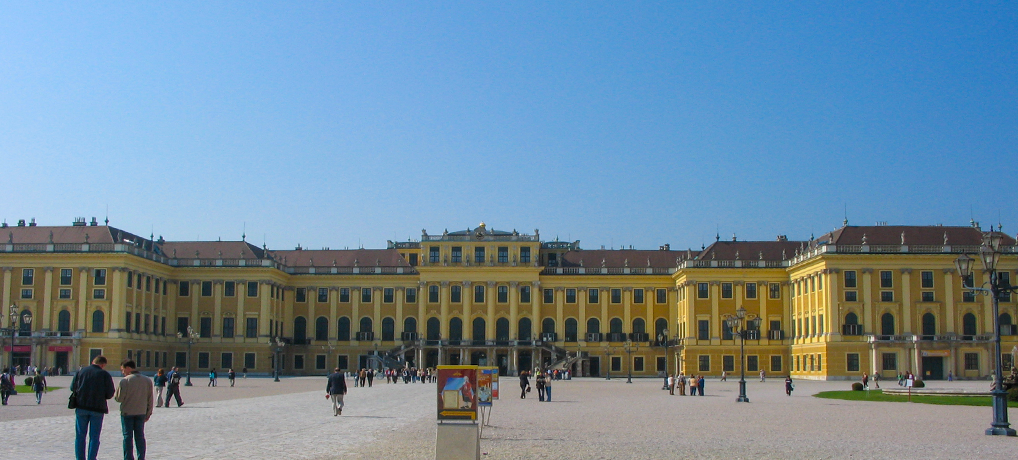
[1007,387,1018,402]
[852,382,864,391]
[912,379,925,388]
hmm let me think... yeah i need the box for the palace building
[1,218,1015,380]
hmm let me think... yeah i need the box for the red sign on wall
[3,346,32,352]
[49,345,73,352]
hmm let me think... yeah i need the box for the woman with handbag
[519,371,531,399]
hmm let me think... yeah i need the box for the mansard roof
[4,224,121,244]
[270,249,410,268]
[817,225,1015,247]
[699,240,807,262]
[559,249,691,269]
[160,241,265,259]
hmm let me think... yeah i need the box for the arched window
[427,317,440,340]
[337,317,351,341]
[293,317,307,344]
[565,318,578,342]
[880,313,895,336]
[449,317,463,341]
[58,310,71,333]
[542,318,555,334]
[921,313,936,337]
[382,317,395,341]
[632,318,646,334]
[359,317,373,333]
[315,316,329,341]
[518,318,532,341]
[586,318,600,334]
[609,318,623,334]
[844,312,859,325]
[1001,313,1013,326]
[1001,313,1015,336]
[91,310,105,333]
[963,313,977,337]
[496,318,510,341]
[404,317,418,334]
[472,317,486,341]
[655,318,668,340]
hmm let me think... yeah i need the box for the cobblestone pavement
[1,376,1015,459]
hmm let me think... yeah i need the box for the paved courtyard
[0,375,1014,459]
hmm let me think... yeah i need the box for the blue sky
[2,2,1015,250]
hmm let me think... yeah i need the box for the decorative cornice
[509,281,519,288]
[440,281,449,287]
[861,268,874,274]
[900,268,913,274]
[487,281,496,288]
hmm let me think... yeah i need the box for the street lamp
[658,328,671,390]
[5,305,33,374]
[177,326,199,386]
[724,306,761,403]
[603,346,616,380]
[956,233,1018,437]
[269,337,286,382]
[624,339,637,384]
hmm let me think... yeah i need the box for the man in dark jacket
[326,368,348,416]
[71,355,116,460]
[164,367,184,407]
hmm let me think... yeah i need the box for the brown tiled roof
[818,225,1015,247]
[2,225,119,244]
[698,240,806,262]
[559,250,691,269]
[269,249,410,268]
[160,241,265,259]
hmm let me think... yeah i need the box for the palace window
[451,247,462,263]
[222,317,235,338]
[498,285,508,303]
[244,353,256,370]
[721,283,732,299]
[451,285,461,303]
[178,281,190,297]
[588,289,599,304]
[845,291,858,302]
[881,353,897,371]
[296,288,306,302]
[428,285,439,303]
[384,288,394,303]
[921,271,934,289]
[225,281,236,297]
[633,289,644,304]
[847,353,860,372]
[406,288,417,303]
[964,353,979,371]
[92,289,105,299]
[474,285,485,303]
[60,268,73,285]
[698,283,709,299]
[656,288,667,304]
[246,318,258,338]
[633,357,644,372]
[880,271,893,288]
[520,286,531,303]
[921,291,935,302]
[769,283,781,299]
[247,282,258,297]
[498,247,508,263]
[544,289,554,304]
[429,247,439,263]
[880,291,894,302]
[770,356,782,372]
[520,247,531,264]
[747,355,759,372]
[340,288,350,302]
[745,283,756,299]
[222,353,234,370]
[318,288,328,303]
[723,355,735,372]
[474,247,485,264]
[698,355,710,372]
[565,289,576,303]
[361,288,372,303]
[611,289,622,304]
[93,269,106,286]
[697,320,709,340]
[844,270,857,288]
[999,272,1011,302]
[59,289,71,299]
[201,281,212,297]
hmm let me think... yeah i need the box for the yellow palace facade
[1,218,1015,380]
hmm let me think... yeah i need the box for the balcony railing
[842,324,864,336]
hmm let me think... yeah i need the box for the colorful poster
[478,367,496,406]
[437,365,478,421]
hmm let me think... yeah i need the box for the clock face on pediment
[475,230,485,240]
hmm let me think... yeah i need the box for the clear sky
[2,2,1015,250]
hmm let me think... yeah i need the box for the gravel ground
[2,375,1014,459]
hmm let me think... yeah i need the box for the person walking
[544,371,552,402]
[208,368,217,387]
[0,368,14,405]
[873,372,880,389]
[242,367,247,379]
[228,369,236,387]
[720,371,727,382]
[366,368,374,387]
[164,367,183,407]
[519,371,531,399]
[678,373,686,396]
[759,369,766,382]
[697,375,705,395]
[535,371,547,402]
[153,369,167,408]
[667,374,674,395]
[114,360,153,460]
[862,372,870,390]
[32,370,47,404]
[784,376,794,396]
[326,368,348,416]
[71,355,116,460]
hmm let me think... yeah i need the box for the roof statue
[861,233,867,245]
[901,231,906,245]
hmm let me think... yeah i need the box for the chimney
[776,235,787,242]
[17,219,26,227]
[73,217,87,226]
[29,218,37,226]
[90,217,98,226]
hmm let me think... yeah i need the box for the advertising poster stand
[436,365,480,460]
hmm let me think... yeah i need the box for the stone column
[440,282,450,338]
[531,282,541,336]
[901,269,913,334]
[509,282,519,339]
[462,281,472,339]
[351,286,361,344]
[486,281,496,339]
[42,267,54,331]
[213,280,223,339]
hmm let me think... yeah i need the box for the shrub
[1007,387,1018,403]
[851,382,864,391]
[912,379,925,388]
[24,377,33,387]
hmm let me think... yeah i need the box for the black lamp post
[177,326,198,386]
[270,337,285,382]
[5,305,33,374]
[658,329,671,390]
[624,339,637,384]
[724,306,761,403]
[956,232,1018,437]
[604,346,616,380]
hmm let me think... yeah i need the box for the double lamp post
[956,232,1017,437]
[724,305,761,403]
[4,305,33,374]
[177,326,199,386]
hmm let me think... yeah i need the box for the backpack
[0,373,11,390]
[170,372,181,385]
